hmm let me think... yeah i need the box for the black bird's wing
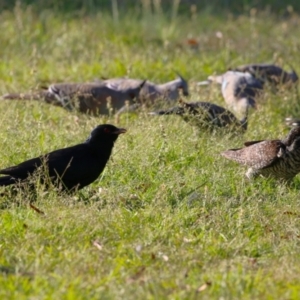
[45,144,112,190]
[0,156,43,178]
[0,143,111,190]
[0,146,88,179]
[0,145,88,178]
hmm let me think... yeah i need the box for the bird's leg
[62,97,75,111]
[245,168,259,180]
[277,146,287,158]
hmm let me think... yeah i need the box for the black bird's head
[86,124,127,144]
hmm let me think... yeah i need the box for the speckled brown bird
[221,126,300,181]
[149,100,247,132]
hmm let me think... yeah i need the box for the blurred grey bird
[221,126,300,181]
[230,63,298,86]
[149,100,247,132]
[198,71,264,117]
[100,72,189,104]
[2,81,146,116]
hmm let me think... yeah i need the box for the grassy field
[1,3,300,299]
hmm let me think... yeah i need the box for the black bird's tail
[0,176,17,187]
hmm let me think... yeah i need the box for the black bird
[0,124,126,192]
[149,100,247,131]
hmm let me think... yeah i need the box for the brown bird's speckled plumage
[221,126,300,181]
[149,100,247,132]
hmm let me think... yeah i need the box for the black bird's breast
[46,143,113,191]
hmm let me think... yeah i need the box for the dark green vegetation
[1,0,300,14]
[1,2,300,299]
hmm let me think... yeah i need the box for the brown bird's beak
[114,128,127,134]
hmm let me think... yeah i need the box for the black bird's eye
[104,127,111,134]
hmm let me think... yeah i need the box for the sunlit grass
[0,4,300,299]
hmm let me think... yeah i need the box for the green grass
[1,5,300,299]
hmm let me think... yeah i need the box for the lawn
[1,3,300,299]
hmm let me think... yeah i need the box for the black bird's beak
[114,128,127,135]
